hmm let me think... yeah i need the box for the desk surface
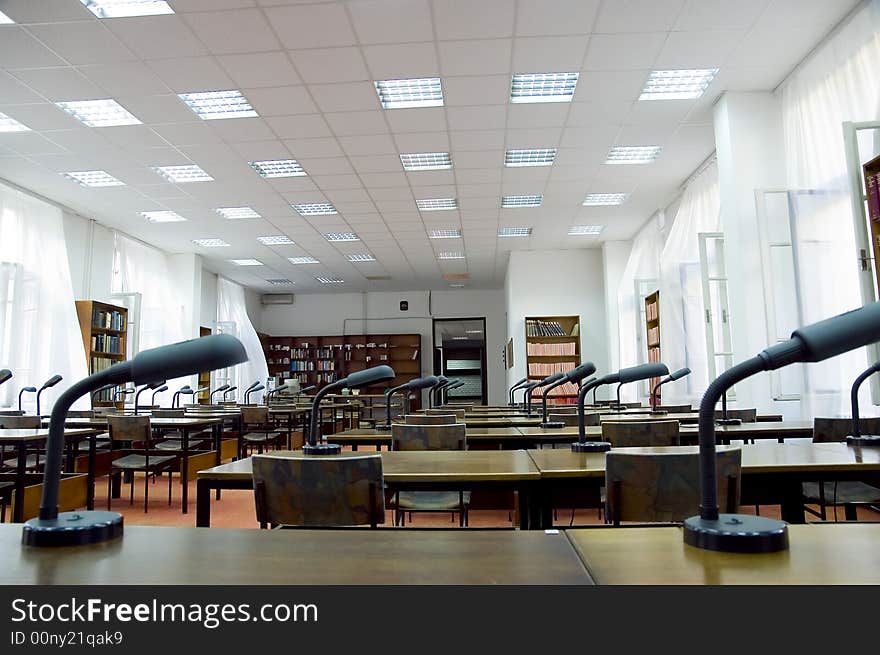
[1,525,592,585]
[567,524,880,584]
[0,427,97,442]
[517,420,814,439]
[335,426,524,440]
[45,416,225,428]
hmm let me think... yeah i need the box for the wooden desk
[596,412,784,425]
[465,416,543,428]
[331,426,559,450]
[517,421,814,444]
[196,450,540,529]
[567,524,880,584]
[1,524,592,585]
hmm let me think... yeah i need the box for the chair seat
[77,439,110,451]
[0,481,14,495]
[392,491,471,511]
[155,436,211,451]
[2,454,46,469]
[803,481,880,505]
[243,432,281,443]
[111,454,177,470]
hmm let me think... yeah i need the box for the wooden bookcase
[263,333,422,408]
[197,326,212,404]
[644,290,662,402]
[524,315,581,405]
[74,300,128,407]
[864,154,880,297]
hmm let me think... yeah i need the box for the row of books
[527,342,576,356]
[530,381,579,397]
[92,384,121,403]
[90,356,119,374]
[290,361,317,372]
[91,334,122,354]
[647,346,661,363]
[267,357,291,365]
[646,301,659,322]
[316,360,336,371]
[526,319,570,337]
[317,373,338,384]
[647,326,660,345]
[528,361,577,376]
[92,309,125,331]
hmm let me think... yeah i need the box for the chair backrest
[152,409,185,418]
[107,414,151,443]
[403,414,456,425]
[547,412,599,427]
[713,408,757,422]
[392,423,467,451]
[425,408,466,420]
[601,420,680,448]
[252,453,384,527]
[439,404,473,413]
[241,406,269,424]
[547,406,578,414]
[67,410,95,418]
[606,447,741,524]
[656,404,692,413]
[0,415,40,429]
[0,410,24,416]
[813,417,880,442]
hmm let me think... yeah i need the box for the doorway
[432,318,487,405]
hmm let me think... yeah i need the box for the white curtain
[658,163,721,406]
[0,181,89,413]
[217,276,268,403]
[780,0,880,416]
[111,232,187,406]
[616,216,664,402]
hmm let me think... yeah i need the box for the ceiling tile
[11,67,108,102]
[244,86,317,116]
[0,70,45,103]
[309,81,380,113]
[515,0,600,36]
[392,131,449,152]
[152,121,225,146]
[0,26,68,69]
[453,149,500,169]
[675,0,770,30]
[349,154,402,173]
[449,129,505,151]
[263,3,357,49]
[348,0,433,44]
[386,107,446,133]
[338,133,397,156]
[654,30,746,69]
[324,110,388,136]
[0,0,93,22]
[446,105,507,131]
[594,0,687,33]
[512,36,589,72]
[282,137,344,158]
[454,169,501,185]
[438,39,513,76]
[583,33,668,71]
[359,172,408,187]
[362,42,439,79]
[209,117,277,142]
[0,103,81,130]
[182,8,281,54]
[77,62,170,97]
[296,156,354,176]
[433,0,515,40]
[0,131,68,155]
[105,16,209,60]
[217,52,301,88]
[114,94,197,124]
[27,22,137,66]
[506,103,570,129]
[147,57,235,93]
[290,47,369,84]
[442,74,509,107]
[265,113,333,138]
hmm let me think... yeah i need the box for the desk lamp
[22,334,247,547]
[540,363,596,429]
[209,384,230,403]
[150,385,168,407]
[134,380,165,414]
[716,391,741,426]
[508,377,528,406]
[443,380,466,404]
[265,380,295,403]
[113,388,134,404]
[533,372,565,418]
[613,363,669,411]
[428,376,448,408]
[521,381,540,415]
[35,375,62,417]
[685,301,880,553]
[244,384,265,405]
[433,378,457,407]
[297,385,316,401]
[847,361,880,446]
[651,368,691,414]
[305,365,395,455]
[18,386,37,413]
[0,369,11,386]
[526,374,563,416]
[222,386,238,401]
[173,385,193,408]
[90,383,116,405]
[377,375,438,431]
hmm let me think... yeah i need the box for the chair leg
[130,473,135,506]
[107,471,112,511]
[144,470,149,513]
[168,469,173,506]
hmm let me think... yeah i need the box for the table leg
[181,428,190,514]
[516,484,530,530]
[13,443,26,523]
[196,478,211,527]
[214,423,222,500]
[779,479,806,524]
[86,433,96,510]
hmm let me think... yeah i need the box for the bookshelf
[524,315,580,405]
[644,290,662,402]
[263,333,422,409]
[197,326,212,404]
[864,154,880,297]
[75,300,128,407]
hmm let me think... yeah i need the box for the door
[432,318,488,404]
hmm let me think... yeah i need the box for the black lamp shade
[0,369,12,385]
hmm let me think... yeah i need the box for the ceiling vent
[261,293,294,305]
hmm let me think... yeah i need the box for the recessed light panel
[62,170,124,187]
[583,193,628,206]
[437,252,465,260]
[55,99,141,127]
[249,159,306,178]
[316,276,344,284]
[510,72,579,103]
[605,146,661,165]
[80,0,174,18]
[230,259,263,266]
[417,198,458,211]
[141,210,186,223]
[568,225,604,236]
[324,232,359,242]
[178,90,257,120]
[428,228,461,239]
[288,256,319,265]
[346,253,376,262]
[449,283,465,288]
[152,164,213,183]
[504,149,556,167]
[640,68,719,100]
[293,202,337,216]
[257,235,295,245]
[498,227,532,237]
[216,206,260,220]
[0,112,30,132]
[400,152,452,171]
[375,77,443,109]
[266,278,293,285]
[191,238,229,248]
[0,10,14,23]
[502,195,542,208]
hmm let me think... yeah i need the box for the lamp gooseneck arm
[308,382,341,446]
[577,379,602,443]
[542,378,567,417]
[850,365,880,438]
[651,378,668,409]
[385,383,406,428]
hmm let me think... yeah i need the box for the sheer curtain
[658,163,721,406]
[780,0,880,416]
[217,276,268,401]
[0,181,89,412]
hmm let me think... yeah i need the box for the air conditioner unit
[261,293,294,305]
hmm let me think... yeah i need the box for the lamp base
[846,433,880,446]
[374,424,392,432]
[540,421,566,429]
[716,418,742,426]
[302,442,342,455]
[22,511,123,547]
[651,409,668,415]
[683,514,789,553]
[571,441,611,453]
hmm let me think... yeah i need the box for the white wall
[200,270,218,330]
[601,240,632,374]
[505,249,609,397]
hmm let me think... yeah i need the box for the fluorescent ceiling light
[80,0,174,18]
[0,112,30,132]
[55,99,141,127]
[449,283,465,288]
[510,72,579,103]
[583,193,628,206]
[568,225,604,236]
[316,276,344,284]
[346,253,376,262]
[293,202,337,216]
[0,11,14,23]
[178,90,257,120]
[605,146,661,165]
[400,152,452,171]
[504,148,556,167]
[266,278,293,285]
[498,226,532,237]
[257,235,295,245]
[428,228,461,239]
[437,252,465,260]
[452,336,468,340]
[417,198,458,211]
[288,256,319,264]
[141,210,185,223]
[191,238,229,248]
[62,170,124,187]
[152,164,213,183]
[640,68,719,101]
[375,77,443,109]
[230,259,263,266]
[324,232,359,242]
[502,195,542,208]
[216,206,260,220]
[466,330,483,334]
[249,159,306,178]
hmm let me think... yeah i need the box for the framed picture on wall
[505,338,514,370]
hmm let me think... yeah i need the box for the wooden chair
[67,410,95,418]
[0,415,40,429]
[0,415,44,472]
[802,417,880,520]
[546,412,599,427]
[714,408,758,422]
[240,406,282,456]
[425,408,466,420]
[601,420,680,448]
[655,404,693,413]
[0,481,13,522]
[252,453,384,528]
[149,408,211,452]
[106,415,177,513]
[402,414,456,425]
[390,423,469,526]
[606,447,741,524]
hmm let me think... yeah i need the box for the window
[698,233,734,384]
